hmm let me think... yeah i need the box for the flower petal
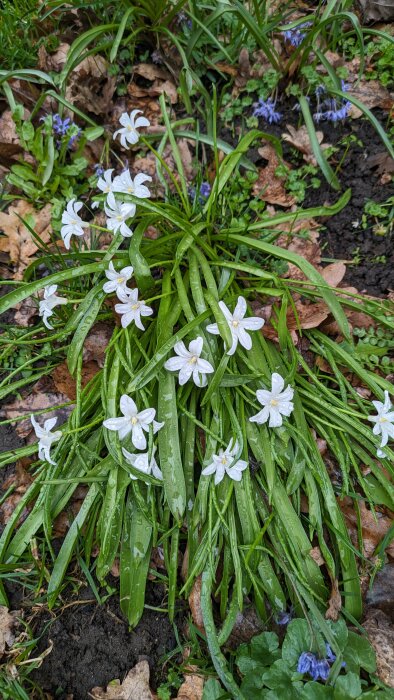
[271,372,285,395]
[120,395,137,418]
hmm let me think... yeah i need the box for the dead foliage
[0,201,52,279]
[90,660,154,700]
[188,575,204,634]
[0,376,71,439]
[252,144,296,207]
[176,668,204,700]
[363,609,394,687]
[325,578,342,621]
[339,497,394,560]
[52,360,101,401]
[0,607,21,658]
[0,458,34,527]
[282,125,331,166]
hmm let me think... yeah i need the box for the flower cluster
[297,644,344,682]
[30,414,62,465]
[38,284,68,329]
[253,97,282,124]
[368,390,394,457]
[60,110,151,249]
[313,81,351,124]
[283,22,312,48]
[189,181,211,204]
[52,113,81,149]
[103,394,164,481]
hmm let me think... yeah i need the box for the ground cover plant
[0,0,393,697]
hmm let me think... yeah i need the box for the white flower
[122,446,162,481]
[61,199,89,249]
[30,414,62,465]
[102,261,134,295]
[249,372,294,428]
[39,284,67,329]
[206,296,264,355]
[97,168,115,196]
[113,110,150,149]
[164,337,214,387]
[103,394,163,450]
[368,390,394,456]
[104,192,136,238]
[115,288,153,330]
[113,170,152,198]
[201,439,248,485]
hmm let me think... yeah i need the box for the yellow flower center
[221,457,228,465]
[117,277,124,283]
[189,356,198,364]
[379,416,388,423]
[270,399,279,407]
[126,125,135,132]
[116,215,123,222]
[127,186,134,193]
[232,320,239,328]
[131,416,138,425]
[131,303,140,311]
[71,219,77,225]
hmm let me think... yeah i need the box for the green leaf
[302,683,334,698]
[84,126,104,141]
[237,632,281,675]
[333,672,362,699]
[343,632,376,674]
[202,678,226,700]
[282,620,317,668]
[262,660,303,698]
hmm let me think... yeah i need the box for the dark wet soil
[6,577,179,700]
[252,105,393,296]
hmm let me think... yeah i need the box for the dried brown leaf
[340,498,394,560]
[363,610,394,687]
[0,458,34,526]
[14,296,38,327]
[176,671,204,700]
[83,322,113,366]
[325,579,342,621]
[133,63,170,82]
[0,378,71,438]
[0,607,20,657]
[320,262,346,287]
[188,576,204,634]
[282,125,331,166]
[52,361,101,401]
[348,80,393,118]
[253,145,295,207]
[90,660,154,699]
[309,546,325,566]
[0,201,52,278]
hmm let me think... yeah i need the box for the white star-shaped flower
[97,168,115,196]
[103,394,163,450]
[39,284,68,329]
[61,199,89,249]
[115,288,153,330]
[164,337,214,387]
[102,261,134,295]
[206,296,264,355]
[249,372,294,428]
[122,446,162,481]
[113,110,150,149]
[104,192,136,238]
[113,170,152,198]
[201,439,248,485]
[368,390,394,456]
[31,414,62,465]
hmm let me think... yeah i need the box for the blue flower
[52,113,81,149]
[283,22,312,48]
[297,652,317,676]
[199,182,211,199]
[313,659,331,681]
[276,606,294,625]
[253,97,282,124]
[94,164,105,178]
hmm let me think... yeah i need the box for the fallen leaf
[176,670,204,700]
[52,360,101,401]
[0,142,24,169]
[65,54,116,115]
[0,607,20,657]
[252,144,295,207]
[0,201,52,278]
[0,377,71,438]
[0,458,34,526]
[309,547,325,566]
[83,322,113,366]
[188,576,204,634]
[133,63,171,82]
[363,609,394,687]
[52,485,89,537]
[325,579,342,621]
[235,47,251,88]
[14,296,38,327]
[38,42,69,72]
[320,262,346,288]
[282,125,331,166]
[348,79,393,118]
[340,498,394,560]
[90,660,154,699]
[226,606,264,648]
[358,0,394,22]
